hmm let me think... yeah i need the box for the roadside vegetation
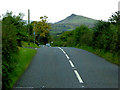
[2,11,51,89]
[5,47,37,88]
[21,41,40,48]
[52,11,120,65]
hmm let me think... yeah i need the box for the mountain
[50,14,98,35]
[56,14,97,24]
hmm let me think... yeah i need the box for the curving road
[14,47,118,89]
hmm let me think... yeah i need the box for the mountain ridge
[50,14,98,35]
[55,13,97,24]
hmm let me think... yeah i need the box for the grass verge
[21,41,40,48]
[9,47,37,88]
[76,45,119,65]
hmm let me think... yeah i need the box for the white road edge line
[69,60,75,67]
[74,70,84,83]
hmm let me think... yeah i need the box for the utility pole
[34,23,35,44]
[118,2,120,54]
[28,9,30,45]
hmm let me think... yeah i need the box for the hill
[50,14,98,35]
[56,14,97,24]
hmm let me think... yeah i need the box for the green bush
[2,16,19,89]
[74,25,93,46]
[2,11,26,89]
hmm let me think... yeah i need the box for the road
[14,47,118,88]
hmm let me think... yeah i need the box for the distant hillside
[50,14,98,35]
[56,14,97,24]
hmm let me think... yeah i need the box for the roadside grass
[76,45,119,65]
[9,47,37,88]
[21,41,40,48]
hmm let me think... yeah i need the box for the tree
[109,11,120,24]
[2,11,18,89]
[60,30,74,42]
[109,11,120,54]
[60,30,75,46]
[92,21,111,50]
[74,25,92,46]
[33,16,51,45]
[2,11,26,46]
[2,11,26,89]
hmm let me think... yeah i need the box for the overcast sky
[0,0,119,23]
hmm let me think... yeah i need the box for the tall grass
[77,45,119,65]
[9,47,37,88]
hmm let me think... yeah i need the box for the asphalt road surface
[14,47,118,88]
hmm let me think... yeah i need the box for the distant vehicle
[46,43,51,47]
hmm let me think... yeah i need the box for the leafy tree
[92,21,111,50]
[2,11,18,89]
[109,11,120,54]
[33,16,51,44]
[60,30,75,46]
[60,30,74,42]
[109,24,118,53]
[2,11,26,46]
[59,25,93,47]
[27,23,33,36]
[2,11,26,89]
[74,25,93,46]
[109,11,120,24]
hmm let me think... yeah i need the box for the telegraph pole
[34,23,35,44]
[118,1,120,54]
[28,9,30,45]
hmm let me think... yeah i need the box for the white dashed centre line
[74,70,84,83]
[58,47,70,59]
[69,60,75,68]
[58,47,84,84]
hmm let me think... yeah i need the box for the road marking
[72,67,77,70]
[74,70,84,83]
[58,47,70,59]
[82,85,85,88]
[65,54,70,59]
[69,60,75,67]
[58,47,84,84]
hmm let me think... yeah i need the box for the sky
[0,0,120,23]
